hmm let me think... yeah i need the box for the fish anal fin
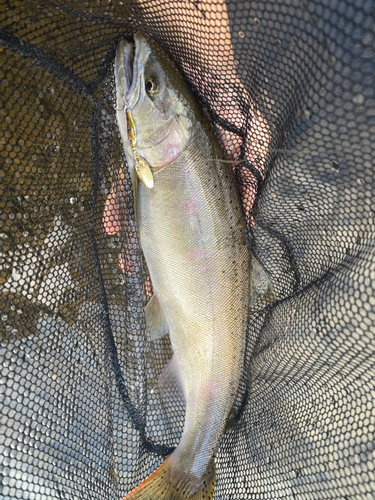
[145,294,169,341]
[121,457,216,500]
[158,354,186,406]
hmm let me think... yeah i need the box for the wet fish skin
[116,34,250,499]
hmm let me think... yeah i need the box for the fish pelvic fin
[121,457,216,500]
[145,294,169,341]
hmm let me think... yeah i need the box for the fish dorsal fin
[145,294,169,341]
[158,354,186,405]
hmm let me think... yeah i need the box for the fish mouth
[115,39,134,110]
[115,37,149,110]
[124,34,153,110]
[124,42,136,101]
[125,47,133,98]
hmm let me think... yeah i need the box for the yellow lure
[126,109,137,147]
[126,108,154,189]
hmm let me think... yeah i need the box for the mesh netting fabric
[1,1,374,499]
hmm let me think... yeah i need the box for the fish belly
[137,126,249,488]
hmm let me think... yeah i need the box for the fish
[115,34,251,500]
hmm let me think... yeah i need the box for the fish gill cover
[0,1,374,500]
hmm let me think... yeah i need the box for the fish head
[115,34,202,169]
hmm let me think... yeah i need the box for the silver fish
[115,34,250,500]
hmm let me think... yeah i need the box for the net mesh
[1,1,374,499]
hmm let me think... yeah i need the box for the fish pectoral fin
[158,354,186,405]
[121,457,216,500]
[145,294,169,340]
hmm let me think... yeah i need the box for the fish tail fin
[121,457,216,500]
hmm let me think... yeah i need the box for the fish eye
[145,76,161,96]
